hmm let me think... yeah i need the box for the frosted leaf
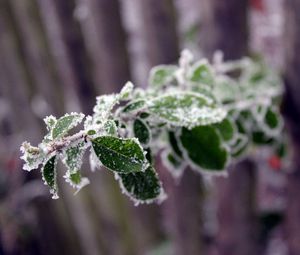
[91,136,148,173]
[93,83,134,125]
[179,49,194,69]
[42,155,59,199]
[62,141,87,169]
[251,105,268,123]
[190,83,215,101]
[20,142,45,171]
[117,166,166,205]
[132,88,146,98]
[179,126,230,174]
[64,171,90,193]
[133,118,151,146]
[214,75,240,103]
[122,99,146,114]
[93,94,118,121]
[174,68,185,85]
[148,65,177,88]
[167,131,183,158]
[212,50,224,71]
[104,120,118,136]
[230,133,249,157]
[235,110,254,134]
[89,148,102,172]
[213,117,237,143]
[256,106,283,137]
[120,81,134,100]
[84,115,93,130]
[161,150,186,179]
[44,115,57,131]
[50,112,84,140]
[62,141,88,191]
[148,92,227,129]
[188,60,215,86]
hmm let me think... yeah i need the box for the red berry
[251,0,264,12]
[268,155,281,171]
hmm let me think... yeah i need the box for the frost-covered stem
[46,131,86,155]
[224,97,272,111]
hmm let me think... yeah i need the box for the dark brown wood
[201,0,249,60]
[84,0,131,93]
[200,1,260,255]
[0,4,76,254]
[9,0,63,116]
[282,1,300,254]
[215,160,258,255]
[36,0,95,114]
[158,162,204,255]
[139,0,180,67]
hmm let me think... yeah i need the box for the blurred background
[1,0,300,254]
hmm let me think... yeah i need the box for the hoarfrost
[20,142,45,171]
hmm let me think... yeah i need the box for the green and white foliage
[62,141,89,193]
[20,49,284,204]
[116,166,166,206]
[42,155,58,199]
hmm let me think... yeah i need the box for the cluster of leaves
[20,50,284,205]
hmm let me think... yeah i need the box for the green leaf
[52,113,84,139]
[44,115,56,130]
[168,131,183,158]
[250,106,282,144]
[62,142,89,191]
[139,112,150,119]
[42,155,59,199]
[230,134,249,157]
[166,153,182,169]
[189,61,214,86]
[235,110,254,134]
[213,118,236,142]
[118,166,163,204]
[145,148,153,164]
[104,120,118,136]
[179,126,229,172]
[93,94,119,121]
[133,119,151,145]
[264,107,282,132]
[63,142,86,172]
[275,141,288,158]
[92,83,133,123]
[119,81,134,100]
[191,84,215,101]
[161,150,185,178]
[92,136,147,173]
[70,171,82,184]
[20,142,44,171]
[214,76,240,103]
[149,65,177,88]
[252,131,274,145]
[122,99,146,113]
[148,92,226,128]
[87,129,96,136]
